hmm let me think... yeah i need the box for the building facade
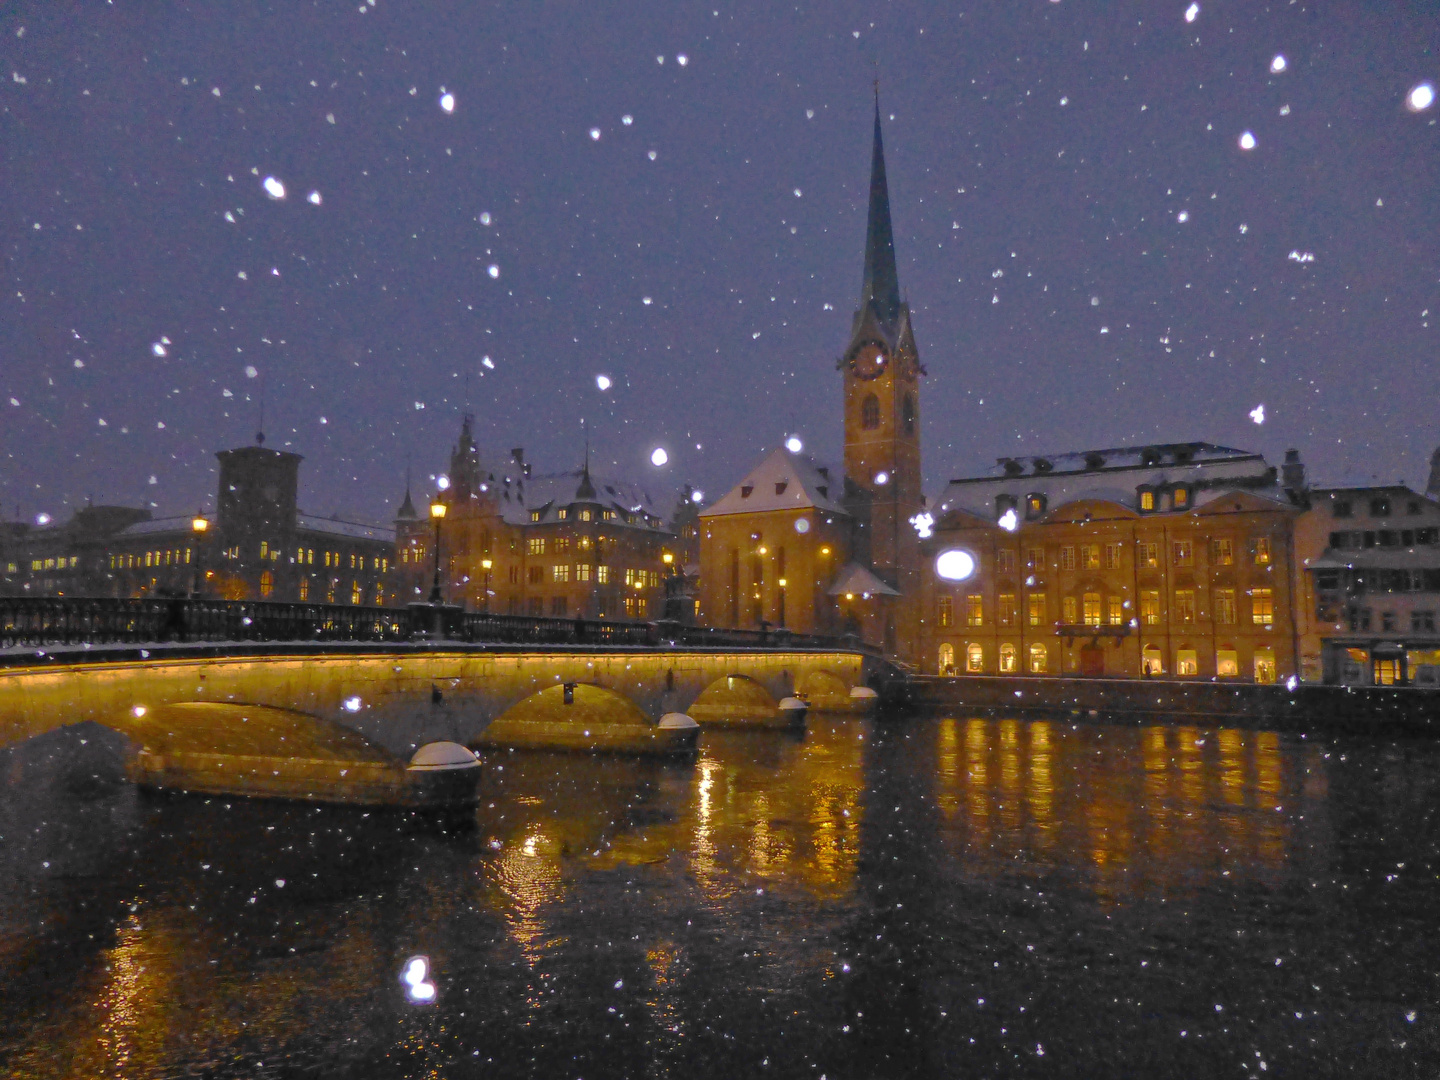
[1295,484,1440,685]
[393,417,683,619]
[1,441,394,604]
[919,444,1305,683]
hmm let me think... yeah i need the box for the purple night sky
[2,2,1436,526]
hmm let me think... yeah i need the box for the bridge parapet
[0,597,875,655]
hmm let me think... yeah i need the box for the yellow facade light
[191,514,209,534]
[778,578,787,588]
[430,501,447,519]
[820,546,831,556]
[481,558,493,570]
[662,552,674,565]
[757,545,769,556]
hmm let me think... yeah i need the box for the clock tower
[840,98,924,649]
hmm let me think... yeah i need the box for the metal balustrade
[0,596,871,654]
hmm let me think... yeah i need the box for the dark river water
[2,714,1438,1078]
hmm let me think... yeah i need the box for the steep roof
[700,446,850,519]
[858,99,902,330]
[499,468,669,530]
[827,562,901,598]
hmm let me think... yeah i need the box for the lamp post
[428,500,446,604]
[778,577,787,628]
[190,512,209,598]
[481,557,492,613]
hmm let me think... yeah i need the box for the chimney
[1282,449,1307,499]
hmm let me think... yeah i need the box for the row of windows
[1328,528,1438,551]
[529,507,654,526]
[980,537,1273,575]
[1316,568,1440,594]
[1333,497,1426,519]
[503,595,650,618]
[108,550,190,570]
[35,555,82,571]
[937,641,1279,680]
[1347,609,1439,633]
[938,587,1275,628]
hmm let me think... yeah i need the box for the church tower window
[861,395,881,430]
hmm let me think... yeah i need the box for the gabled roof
[827,562,901,598]
[500,468,668,530]
[701,446,849,519]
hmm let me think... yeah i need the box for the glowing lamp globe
[935,549,977,582]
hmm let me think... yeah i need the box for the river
[1,714,1436,1077]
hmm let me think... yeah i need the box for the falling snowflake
[307,190,322,205]
[1270,55,1287,74]
[785,436,803,453]
[262,176,286,199]
[1408,82,1435,113]
[622,114,633,125]
[487,264,500,278]
[589,127,601,140]
[244,365,258,378]
[1184,2,1199,22]
[1238,131,1256,150]
[439,91,455,113]
[1250,404,1266,424]
[1177,210,1190,223]
[650,447,669,467]
[595,374,613,391]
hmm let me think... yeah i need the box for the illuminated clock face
[850,345,888,380]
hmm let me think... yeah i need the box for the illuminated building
[394,415,684,618]
[1,440,393,603]
[920,443,1305,682]
[1295,482,1440,685]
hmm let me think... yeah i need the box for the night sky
[2,2,1436,527]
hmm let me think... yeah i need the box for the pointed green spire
[860,97,902,327]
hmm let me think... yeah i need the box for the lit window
[299,578,310,601]
[552,564,571,583]
[1216,649,1239,677]
[1027,593,1046,626]
[557,508,568,520]
[528,538,546,555]
[938,643,955,675]
[1138,542,1159,568]
[1176,648,1198,675]
[1173,487,1189,508]
[260,570,274,598]
[1254,537,1272,566]
[554,537,571,554]
[1082,545,1101,570]
[936,595,953,629]
[1142,644,1164,675]
[1140,589,1161,625]
[597,565,611,584]
[1083,592,1102,626]
[999,643,1018,673]
[577,563,592,582]
[260,541,269,558]
[1212,538,1234,565]
[530,511,542,522]
[966,643,984,673]
[1214,589,1236,624]
[1108,596,1125,625]
[578,509,592,521]
[351,580,362,604]
[966,594,983,627]
[1251,587,1274,626]
[1028,643,1048,674]
[1254,647,1277,684]
[1140,490,1155,512]
[1175,589,1196,623]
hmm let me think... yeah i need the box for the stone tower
[839,98,924,652]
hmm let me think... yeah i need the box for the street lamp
[481,557,492,613]
[428,500,446,603]
[190,512,209,598]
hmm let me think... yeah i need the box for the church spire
[859,95,902,328]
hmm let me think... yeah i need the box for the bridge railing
[0,596,871,654]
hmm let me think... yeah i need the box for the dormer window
[741,484,754,498]
[996,494,1018,517]
[556,508,568,520]
[1172,486,1189,509]
[530,510,542,522]
[1083,452,1105,470]
[1026,493,1047,518]
[775,482,788,496]
[1033,458,1053,474]
[1139,489,1155,512]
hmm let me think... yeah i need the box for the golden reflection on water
[929,718,1320,902]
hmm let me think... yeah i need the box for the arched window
[861,394,881,430]
[999,643,1018,673]
[966,643,984,673]
[1029,642,1048,674]
[938,642,956,676]
[1142,643,1164,676]
[259,570,274,598]
[902,393,916,436]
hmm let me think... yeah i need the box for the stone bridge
[0,642,886,763]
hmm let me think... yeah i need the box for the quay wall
[906,675,1440,735]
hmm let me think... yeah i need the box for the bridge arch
[476,683,695,755]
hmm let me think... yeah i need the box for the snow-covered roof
[498,468,670,530]
[826,562,900,598]
[935,441,1282,524]
[116,516,192,539]
[296,514,395,543]
[701,446,849,519]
